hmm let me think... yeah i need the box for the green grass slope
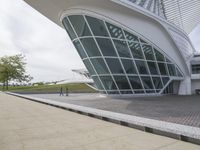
[0,83,96,94]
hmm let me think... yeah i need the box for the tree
[0,54,33,90]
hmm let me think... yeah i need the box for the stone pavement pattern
[0,93,200,150]
[27,93,200,127]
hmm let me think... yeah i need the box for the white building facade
[24,0,200,96]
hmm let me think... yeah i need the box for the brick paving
[26,93,200,128]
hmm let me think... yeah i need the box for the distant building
[72,69,91,79]
[24,0,200,96]
[72,69,97,90]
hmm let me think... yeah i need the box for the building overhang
[23,0,199,95]
[24,0,119,28]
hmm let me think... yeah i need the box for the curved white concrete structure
[24,0,200,96]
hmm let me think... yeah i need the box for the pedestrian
[59,86,64,96]
[66,87,69,96]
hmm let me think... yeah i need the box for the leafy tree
[0,54,33,90]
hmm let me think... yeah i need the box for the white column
[178,76,191,95]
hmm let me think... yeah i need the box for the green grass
[0,83,96,94]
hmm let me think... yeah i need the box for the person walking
[66,87,69,96]
[59,86,64,96]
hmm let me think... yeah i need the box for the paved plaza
[27,93,200,128]
[0,93,200,150]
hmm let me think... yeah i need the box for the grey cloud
[0,0,84,82]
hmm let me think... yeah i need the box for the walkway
[0,93,199,150]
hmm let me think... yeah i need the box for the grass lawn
[0,83,97,94]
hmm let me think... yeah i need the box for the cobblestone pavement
[2,93,200,150]
[26,93,200,128]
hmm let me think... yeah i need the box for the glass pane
[156,90,161,93]
[146,90,156,93]
[113,76,131,90]
[105,58,124,74]
[86,16,109,37]
[113,40,131,58]
[68,15,91,37]
[168,64,176,76]
[73,39,87,59]
[124,30,139,42]
[141,76,154,89]
[176,68,183,77]
[107,91,120,94]
[140,39,147,43]
[92,76,104,90]
[121,59,137,74]
[162,77,170,85]
[120,91,133,94]
[158,63,168,75]
[128,76,143,89]
[83,59,95,75]
[139,0,146,7]
[135,60,149,74]
[106,22,125,39]
[128,42,144,59]
[90,58,109,74]
[100,76,117,90]
[192,64,200,74]
[152,77,163,89]
[154,48,165,62]
[147,62,159,75]
[166,57,171,63]
[62,17,76,40]
[80,38,101,57]
[96,38,117,57]
[142,44,155,60]
[134,90,145,94]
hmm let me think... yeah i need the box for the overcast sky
[0,0,200,82]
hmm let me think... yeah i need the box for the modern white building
[24,0,200,96]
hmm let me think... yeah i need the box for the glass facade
[63,15,183,95]
[192,64,200,74]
